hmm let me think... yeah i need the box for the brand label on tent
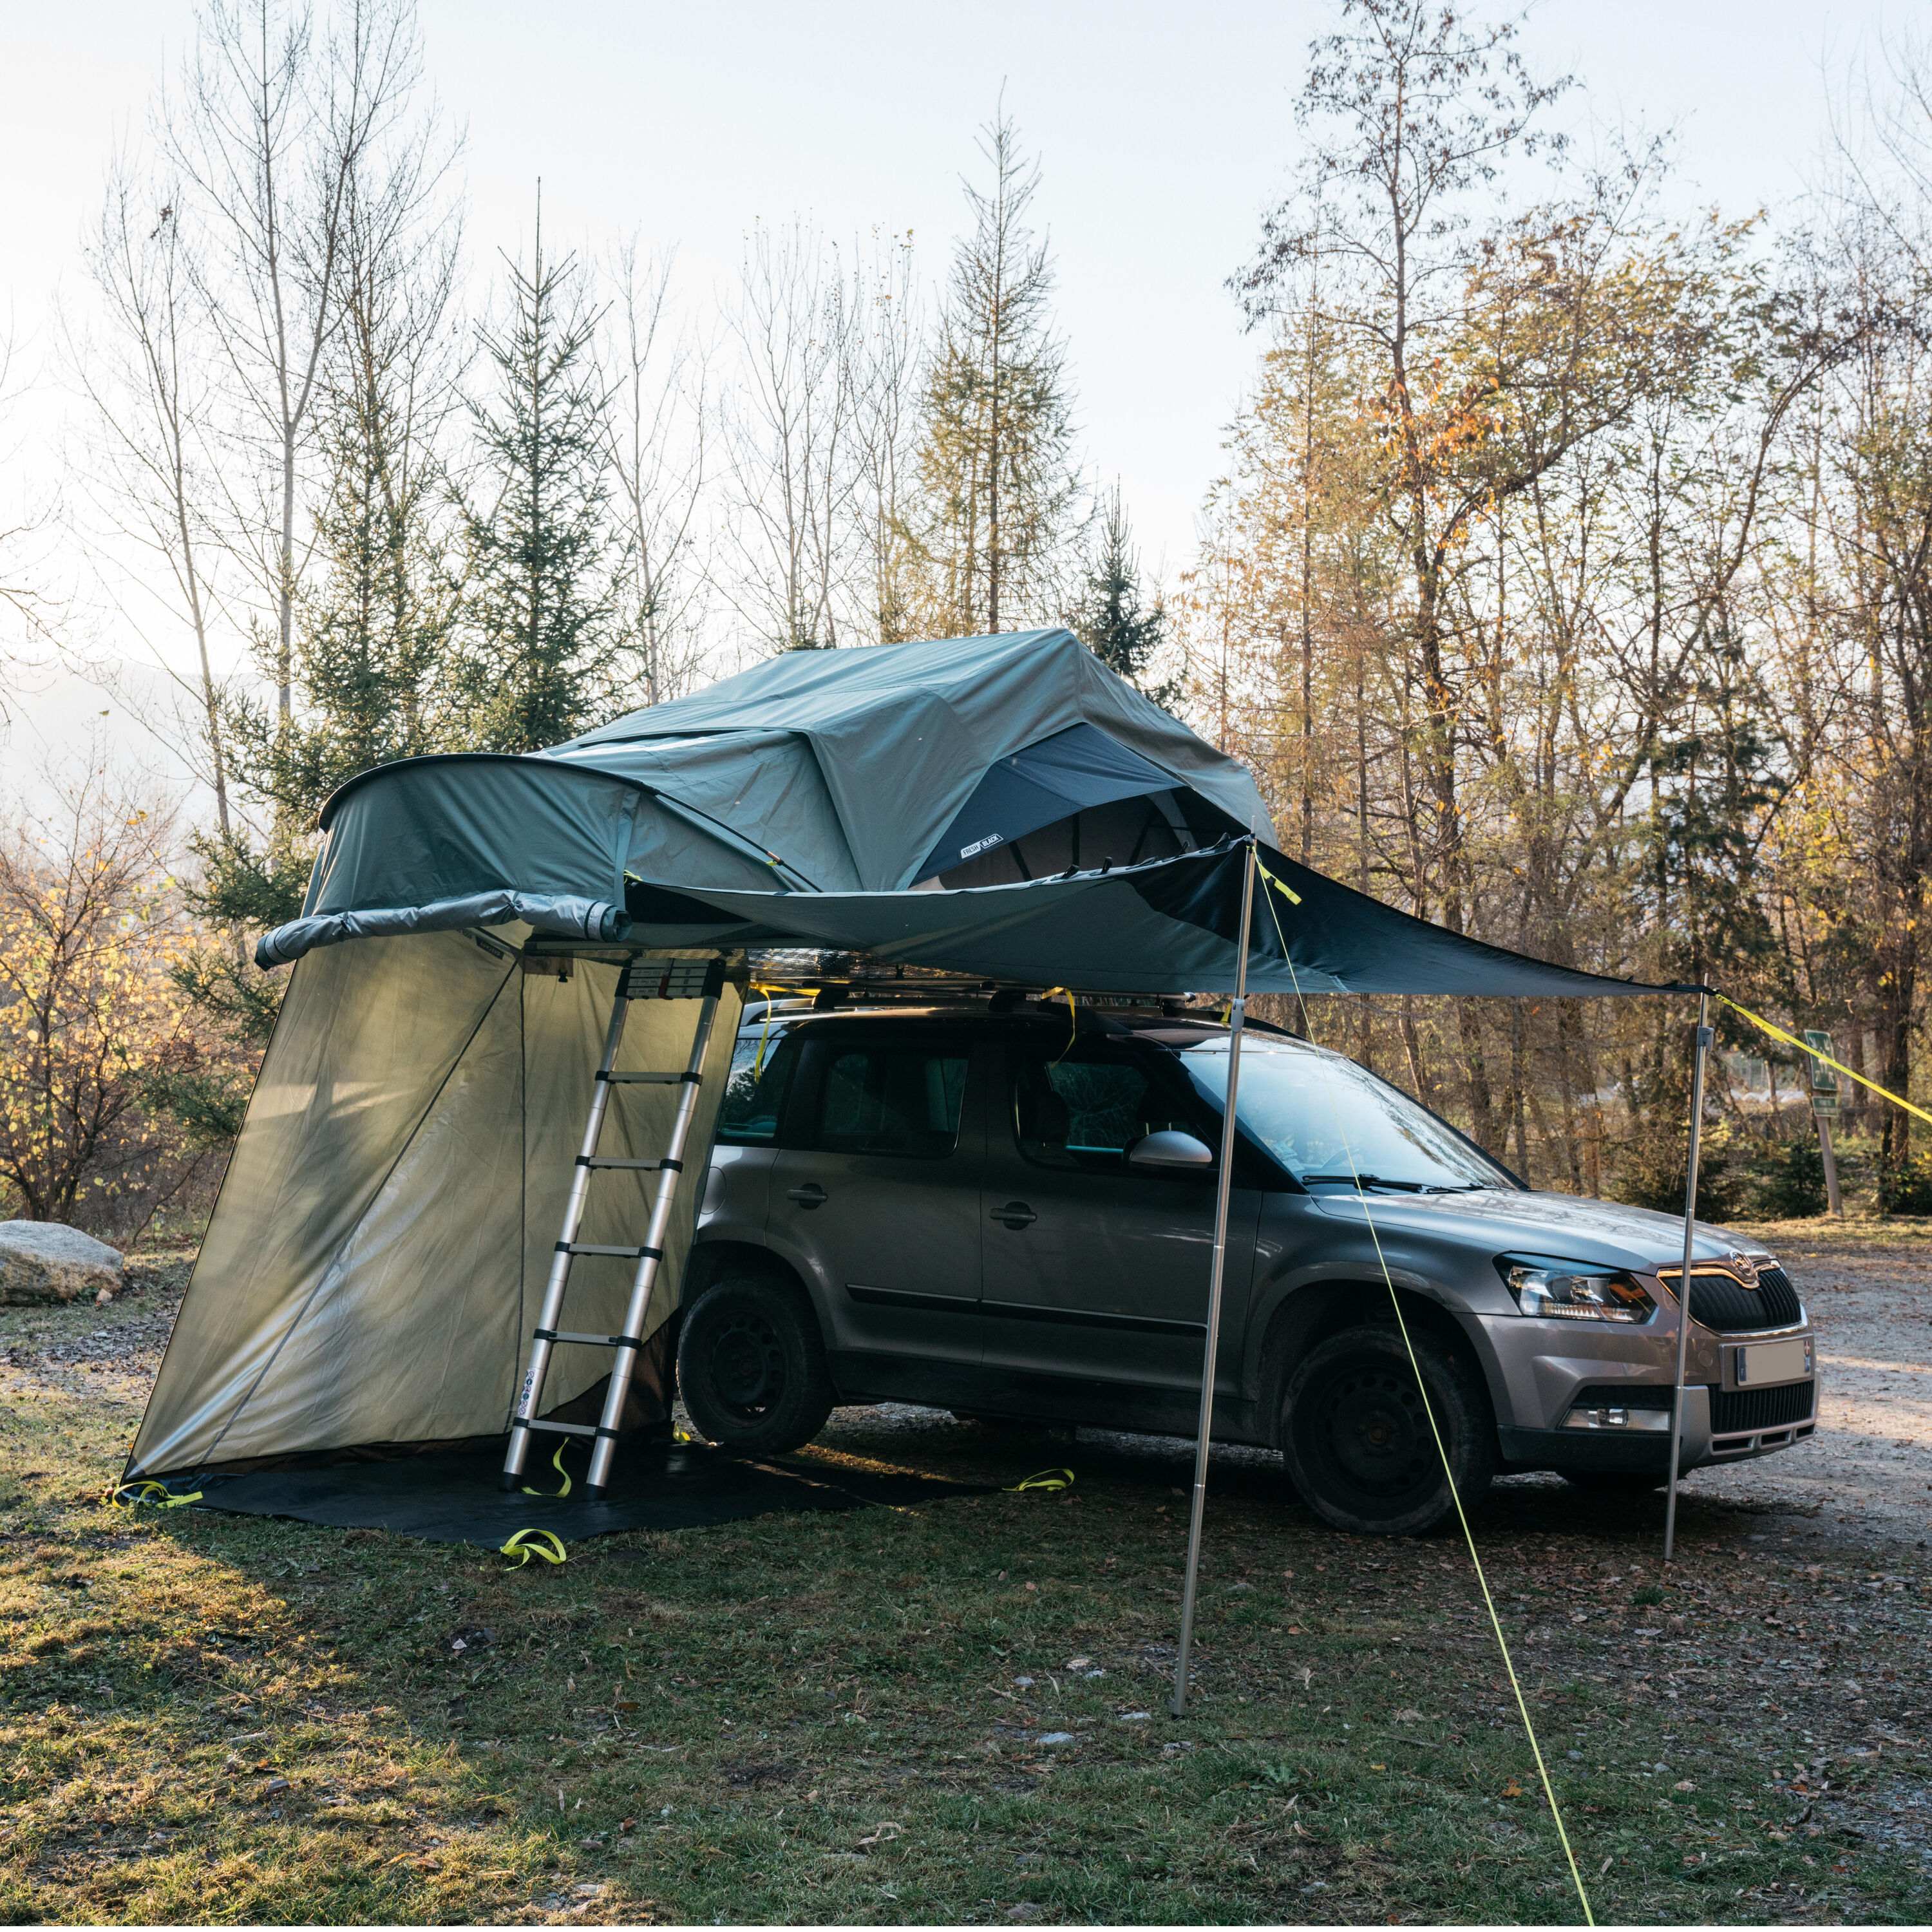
[960,833,1006,860]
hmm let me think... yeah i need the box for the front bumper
[1481,1307,1819,1473]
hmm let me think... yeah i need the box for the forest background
[4,0,1931,1240]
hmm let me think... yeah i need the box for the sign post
[1804,1029,1844,1218]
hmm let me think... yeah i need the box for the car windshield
[1176,1037,1512,1191]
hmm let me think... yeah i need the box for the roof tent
[129,632,1683,1497]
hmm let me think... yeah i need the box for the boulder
[0,1221,125,1305]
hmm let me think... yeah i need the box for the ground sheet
[182,1441,980,1546]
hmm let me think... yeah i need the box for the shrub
[1879,1152,1932,1216]
[1750,1139,1829,1219]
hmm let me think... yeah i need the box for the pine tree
[910,106,1082,635]
[1071,486,1173,704]
[453,204,620,750]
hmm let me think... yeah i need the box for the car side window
[715,1027,802,1145]
[1012,1046,1207,1176]
[811,1043,969,1159]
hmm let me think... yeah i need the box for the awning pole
[1663,989,1713,1564]
[1171,838,1256,1719]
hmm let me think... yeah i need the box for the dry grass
[2,1254,1929,1924]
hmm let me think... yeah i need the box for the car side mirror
[1126,1130,1216,1174]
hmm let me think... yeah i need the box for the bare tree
[601,238,712,703]
[162,0,429,719]
[67,171,235,833]
[0,330,65,714]
[716,221,860,654]
[848,229,923,645]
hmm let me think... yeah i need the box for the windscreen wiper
[1298,1172,1432,1192]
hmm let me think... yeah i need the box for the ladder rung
[598,1070,697,1084]
[559,1242,662,1260]
[533,1328,644,1351]
[578,1155,677,1171]
[525,1419,599,1438]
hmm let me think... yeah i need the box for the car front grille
[1710,1380,1815,1434]
[1686,1264,1803,1334]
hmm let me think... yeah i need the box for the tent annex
[127,634,1689,1501]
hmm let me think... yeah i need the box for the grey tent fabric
[619,839,1694,999]
[128,929,741,1479]
[913,721,1188,882]
[259,632,1273,968]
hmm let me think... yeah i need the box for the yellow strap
[1042,986,1077,1063]
[1004,1467,1074,1493]
[1252,851,1303,906]
[498,1528,568,1568]
[1255,875,1595,1926]
[522,1440,573,1499]
[1714,994,1932,1128]
[108,1481,202,1509]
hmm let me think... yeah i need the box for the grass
[2,1257,1929,1925]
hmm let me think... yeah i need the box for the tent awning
[620,839,1696,999]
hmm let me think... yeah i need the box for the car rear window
[814,1045,969,1159]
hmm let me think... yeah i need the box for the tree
[912,104,1082,635]
[70,175,235,833]
[223,129,462,826]
[0,768,228,1237]
[602,238,712,702]
[163,0,430,723]
[450,201,620,752]
[716,222,859,653]
[1070,486,1173,704]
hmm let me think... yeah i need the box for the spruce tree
[911,107,1082,635]
[1071,486,1173,704]
[453,208,620,750]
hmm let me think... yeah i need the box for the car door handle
[787,1183,828,1209]
[990,1201,1036,1229]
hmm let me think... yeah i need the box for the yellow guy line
[1255,868,1596,1927]
[1714,994,1932,1128]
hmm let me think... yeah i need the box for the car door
[979,1029,1260,1426]
[764,1021,987,1405]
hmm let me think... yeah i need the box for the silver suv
[681,1003,1819,1535]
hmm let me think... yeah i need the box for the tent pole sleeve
[1171,837,1256,1719]
[585,981,725,1498]
[1663,989,1712,1563]
[502,988,632,1486]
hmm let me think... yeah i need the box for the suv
[679,1004,1819,1535]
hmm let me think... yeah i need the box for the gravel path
[1689,1232,1932,1544]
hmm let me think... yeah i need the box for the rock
[0,1222,124,1305]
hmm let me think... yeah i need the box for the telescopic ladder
[500,954,727,1500]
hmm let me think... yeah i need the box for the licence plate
[1738,1337,1808,1386]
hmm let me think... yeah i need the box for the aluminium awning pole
[1663,989,1714,1563]
[1171,837,1256,1719]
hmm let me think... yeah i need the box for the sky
[0,0,1911,801]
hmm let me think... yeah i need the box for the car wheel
[677,1274,835,1454]
[1281,1326,1495,1537]
[1558,1468,1667,1497]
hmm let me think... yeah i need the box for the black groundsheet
[187,1443,981,1547]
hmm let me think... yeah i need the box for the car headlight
[1498,1260,1656,1323]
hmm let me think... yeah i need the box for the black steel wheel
[677,1274,835,1454]
[1281,1325,1495,1536]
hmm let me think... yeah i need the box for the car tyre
[677,1274,835,1455]
[1281,1325,1495,1537]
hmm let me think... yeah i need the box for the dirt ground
[1689,1222,1932,1546]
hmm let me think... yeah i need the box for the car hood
[1307,1185,1756,1273]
